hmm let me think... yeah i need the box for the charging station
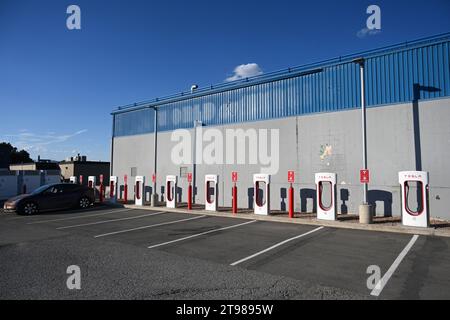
[69,176,77,184]
[135,176,145,206]
[315,172,337,221]
[88,176,96,189]
[399,171,429,227]
[109,176,118,203]
[253,173,270,215]
[166,175,177,208]
[205,174,218,211]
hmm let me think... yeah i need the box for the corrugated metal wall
[113,36,450,137]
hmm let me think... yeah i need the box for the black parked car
[3,183,95,215]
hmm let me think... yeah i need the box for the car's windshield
[31,185,53,195]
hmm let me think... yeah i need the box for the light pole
[151,106,158,207]
[353,57,372,223]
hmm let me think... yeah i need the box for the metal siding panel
[373,58,379,105]
[387,54,395,101]
[402,51,409,101]
[383,55,389,105]
[366,60,372,106]
[423,47,430,99]
[445,42,450,96]
[439,44,450,97]
[429,46,435,99]
[345,63,352,107]
[114,37,450,137]
[327,69,332,111]
[394,52,400,103]
[432,45,439,99]
[331,68,335,111]
[378,56,383,105]
[437,44,444,98]
[418,48,424,99]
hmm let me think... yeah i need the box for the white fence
[0,170,61,200]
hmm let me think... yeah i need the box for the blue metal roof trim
[112,33,450,137]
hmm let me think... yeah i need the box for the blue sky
[1,0,449,161]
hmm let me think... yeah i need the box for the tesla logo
[360,169,370,184]
[152,174,156,183]
[288,171,295,183]
[187,173,192,183]
[404,174,422,179]
[232,172,238,183]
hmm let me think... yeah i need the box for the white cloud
[225,63,263,82]
[356,28,381,39]
[1,129,88,159]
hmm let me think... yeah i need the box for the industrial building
[110,33,450,220]
[9,156,60,172]
[59,154,110,185]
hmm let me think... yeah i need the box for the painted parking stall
[2,204,450,298]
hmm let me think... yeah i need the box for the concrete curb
[121,204,450,238]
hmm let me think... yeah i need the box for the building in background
[9,156,60,172]
[110,33,450,219]
[59,154,110,185]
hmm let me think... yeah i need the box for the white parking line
[147,220,258,249]
[27,208,134,224]
[5,207,106,220]
[230,226,324,266]
[56,211,166,229]
[94,215,207,238]
[370,234,419,297]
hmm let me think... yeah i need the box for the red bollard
[123,184,128,204]
[288,184,294,218]
[99,183,104,202]
[187,184,192,210]
[232,184,237,214]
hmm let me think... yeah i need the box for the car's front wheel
[21,202,39,215]
[78,197,92,209]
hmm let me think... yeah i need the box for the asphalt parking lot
[0,205,449,299]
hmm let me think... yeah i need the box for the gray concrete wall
[112,97,450,220]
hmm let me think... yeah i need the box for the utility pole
[151,106,158,207]
[353,57,373,224]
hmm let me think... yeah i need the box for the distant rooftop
[60,154,109,164]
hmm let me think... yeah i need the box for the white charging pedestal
[399,171,429,228]
[135,176,145,206]
[253,173,270,215]
[88,176,96,189]
[205,174,218,211]
[166,175,177,208]
[315,173,337,221]
[109,176,118,203]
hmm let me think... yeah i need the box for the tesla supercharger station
[253,173,270,215]
[135,176,145,206]
[69,176,77,184]
[109,176,118,203]
[399,171,429,228]
[88,176,96,189]
[205,174,219,211]
[315,172,337,221]
[166,175,177,208]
